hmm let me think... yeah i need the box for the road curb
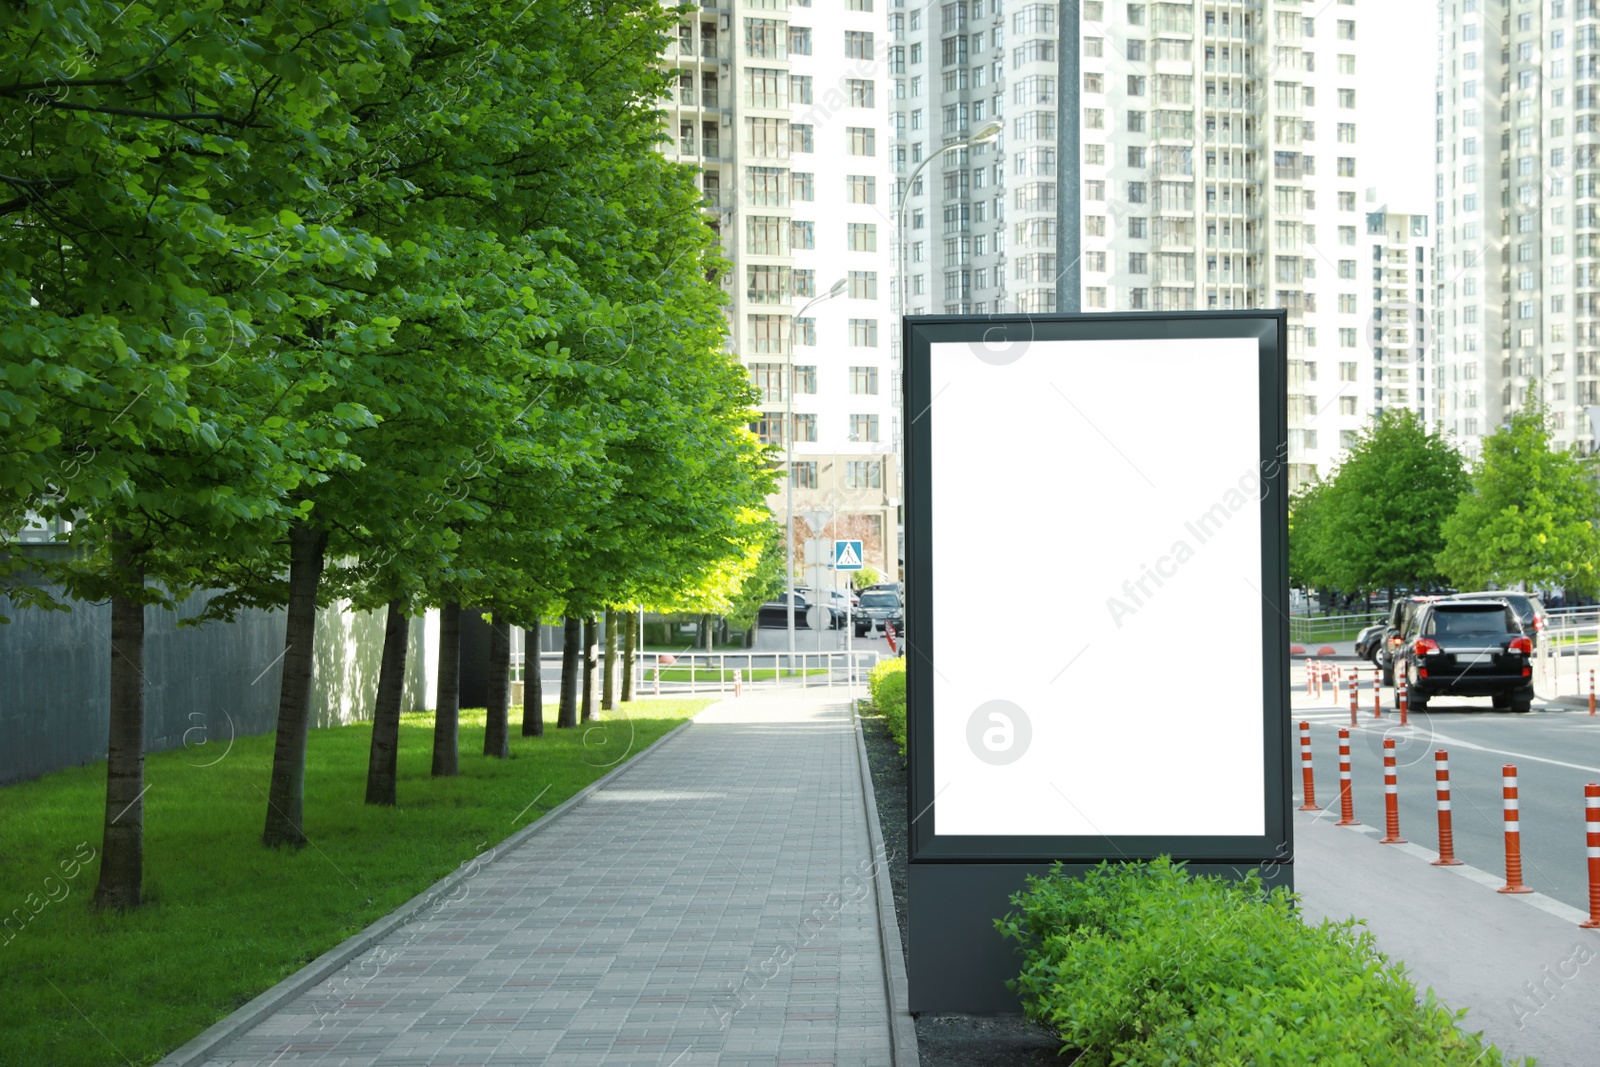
[853,703,921,1067]
[155,717,696,1067]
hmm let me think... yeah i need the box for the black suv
[854,589,902,637]
[1394,600,1535,712]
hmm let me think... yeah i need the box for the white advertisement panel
[926,335,1266,838]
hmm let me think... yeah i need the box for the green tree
[1437,392,1600,594]
[1311,411,1467,596]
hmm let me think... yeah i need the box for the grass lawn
[0,697,710,1067]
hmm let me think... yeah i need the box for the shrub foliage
[995,858,1523,1067]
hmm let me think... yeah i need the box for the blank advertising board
[901,312,1291,1010]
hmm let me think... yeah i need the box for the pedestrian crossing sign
[833,540,864,570]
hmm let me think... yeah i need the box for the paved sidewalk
[1295,809,1600,1066]
[178,690,903,1067]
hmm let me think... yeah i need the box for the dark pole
[1056,0,1081,313]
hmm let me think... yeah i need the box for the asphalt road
[1292,662,1600,915]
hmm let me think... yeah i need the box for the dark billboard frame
[902,310,1292,867]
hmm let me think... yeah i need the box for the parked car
[1354,624,1387,662]
[1392,599,1535,712]
[1448,590,1547,645]
[797,587,850,629]
[854,589,903,636]
[758,593,813,629]
[1376,595,1446,684]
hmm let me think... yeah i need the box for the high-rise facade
[893,0,1374,487]
[1437,0,1600,460]
[1366,202,1436,423]
[663,0,901,582]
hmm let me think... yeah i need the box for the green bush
[996,858,1523,1067]
[868,657,907,752]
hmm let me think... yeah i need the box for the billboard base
[907,860,1294,1013]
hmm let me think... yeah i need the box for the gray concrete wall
[0,587,428,786]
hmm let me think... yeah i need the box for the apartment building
[892,0,1373,487]
[1437,0,1600,459]
[1366,201,1436,422]
[663,0,901,581]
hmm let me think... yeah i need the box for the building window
[850,366,880,394]
[1086,286,1107,307]
[791,75,813,104]
[793,413,818,442]
[1128,252,1148,274]
[789,26,812,55]
[791,172,815,201]
[794,318,816,347]
[748,265,792,304]
[747,315,790,354]
[752,411,786,444]
[791,124,814,153]
[746,166,790,207]
[748,362,786,404]
[791,461,818,488]
[849,318,879,346]
[1337,19,1354,40]
[849,414,880,442]
[1340,396,1357,415]
[845,30,874,58]
[1339,328,1356,348]
[845,460,882,489]
[848,127,877,155]
[848,271,878,298]
[847,223,878,251]
[746,18,786,59]
[848,78,876,107]
[791,219,815,248]
[748,215,788,255]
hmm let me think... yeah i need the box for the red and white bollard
[1336,728,1360,826]
[1380,738,1406,843]
[1305,657,1314,697]
[1499,764,1533,894]
[1581,783,1600,928]
[1373,665,1382,718]
[1398,674,1409,727]
[733,669,742,698]
[1432,751,1461,866]
[1589,669,1595,717]
[1298,721,1317,811]
[1348,669,1359,728]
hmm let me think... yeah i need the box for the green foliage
[995,859,1523,1067]
[1437,390,1600,595]
[852,565,882,590]
[0,698,710,1067]
[1289,411,1467,595]
[868,657,907,752]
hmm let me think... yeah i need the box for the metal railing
[1288,611,1387,645]
[511,649,882,698]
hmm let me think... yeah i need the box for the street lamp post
[787,279,847,667]
[895,121,1003,331]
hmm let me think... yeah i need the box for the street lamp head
[969,121,1003,146]
[827,278,848,297]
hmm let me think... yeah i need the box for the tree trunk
[93,558,145,909]
[263,522,330,849]
[697,612,711,650]
[582,616,599,722]
[602,608,618,710]
[558,615,581,728]
[484,610,511,758]
[621,610,637,703]
[521,623,544,736]
[364,599,410,806]
[431,600,461,776]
